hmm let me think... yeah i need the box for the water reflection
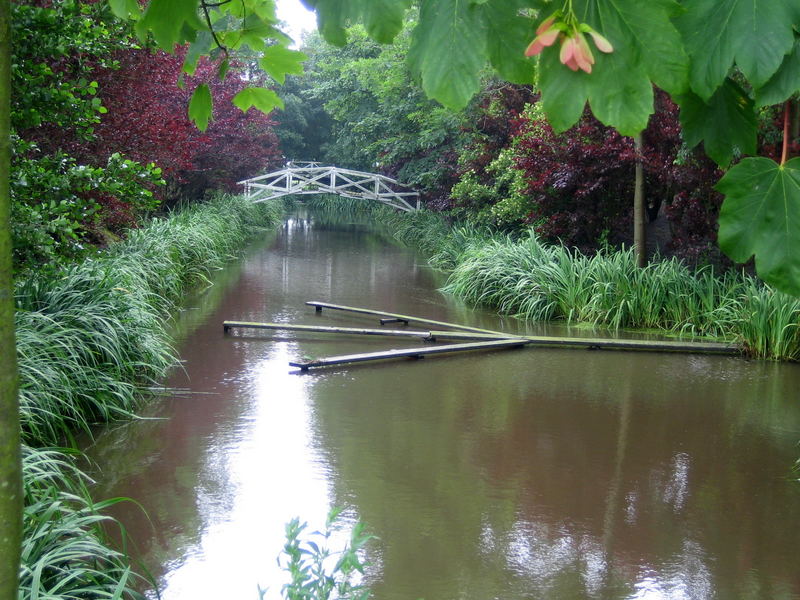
[149,343,336,599]
[85,208,800,600]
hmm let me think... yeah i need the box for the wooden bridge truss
[238,161,420,211]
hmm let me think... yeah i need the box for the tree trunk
[0,1,22,598]
[633,134,646,267]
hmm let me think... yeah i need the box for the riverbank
[15,193,283,599]
[304,197,800,361]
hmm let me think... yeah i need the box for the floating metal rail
[224,302,742,372]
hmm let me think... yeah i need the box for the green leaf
[407,0,487,110]
[305,0,358,46]
[188,84,213,131]
[135,0,205,50]
[250,0,280,23]
[587,53,653,137]
[109,0,141,20]
[675,0,797,100]
[677,78,756,167]
[217,58,230,81]
[360,0,412,44]
[239,13,279,51]
[578,0,689,95]
[756,41,800,107]
[537,48,588,132]
[183,31,213,76]
[480,0,536,84]
[232,87,285,114]
[309,0,410,45]
[717,156,800,295]
[259,46,308,84]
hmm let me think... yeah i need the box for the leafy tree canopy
[128,0,800,294]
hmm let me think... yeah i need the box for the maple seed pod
[525,26,560,57]
[588,30,614,53]
[576,33,595,69]
[535,15,558,36]
[560,33,594,73]
[559,36,578,71]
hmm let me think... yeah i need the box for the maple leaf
[717,157,800,295]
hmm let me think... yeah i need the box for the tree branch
[200,0,229,58]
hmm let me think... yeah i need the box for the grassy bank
[15,194,283,599]
[303,197,800,361]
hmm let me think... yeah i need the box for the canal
[86,207,800,599]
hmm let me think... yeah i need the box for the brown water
[86,210,800,600]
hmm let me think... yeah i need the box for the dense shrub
[510,105,637,249]
[10,0,159,270]
[448,84,535,223]
[86,48,284,203]
[11,144,163,268]
[11,2,284,272]
[448,89,732,263]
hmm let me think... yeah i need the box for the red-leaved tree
[510,91,728,262]
[84,47,283,204]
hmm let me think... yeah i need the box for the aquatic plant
[264,508,372,600]
[445,236,799,360]
[20,446,146,600]
[729,281,800,362]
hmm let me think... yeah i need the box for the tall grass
[301,199,800,361]
[16,194,282,445]
[731,280,800,361]
[442,233,799,360]
[20,446,145,600]
[15,193,283,599]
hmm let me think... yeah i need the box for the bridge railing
[238,162,420,212]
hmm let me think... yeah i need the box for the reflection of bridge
[238,161,420,212]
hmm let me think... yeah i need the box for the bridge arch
[238,161,420,212]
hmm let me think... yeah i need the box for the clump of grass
[15,262,172,445]
[443,232,799,359]
[16,194,282,445]
[728,280,800,361]
[20,446,146,600]
[303,195,379,223]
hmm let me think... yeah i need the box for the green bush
[268,509,372,600]
[12,143,164,269]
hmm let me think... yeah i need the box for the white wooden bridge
[238,161,420,211]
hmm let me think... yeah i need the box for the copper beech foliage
[86,48,283,201]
